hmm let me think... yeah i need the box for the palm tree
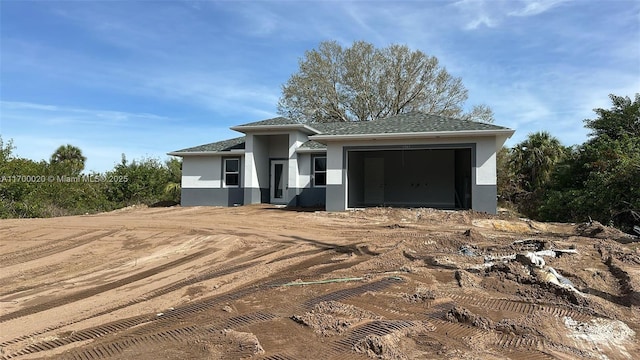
[510,132,566,192]
[50,144,86,175]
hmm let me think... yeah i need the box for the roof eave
[295,148,327,153]
[230,124,320,135]
[310,129,515,141]
[167,150,246,157]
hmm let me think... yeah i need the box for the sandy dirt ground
[0,205,639,360]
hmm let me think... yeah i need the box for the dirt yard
[1,205,638,359]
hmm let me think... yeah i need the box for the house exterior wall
[286,131,305,206]
[243,131,320,206]
[178,132,503,212]
[292,152,326,207]
[244,134,269,204]
[324,136,500,213]
[181,156,244,206]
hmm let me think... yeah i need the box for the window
[313,156,326,187]
[224,158,240,187]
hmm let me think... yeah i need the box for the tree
[105,155,176,206]
[584,94,640,140]
[539,93,640,232]
[50,144,86,175]
[0,136,15,163]
[496,146,520,204]
[510,132,567,193]
[163,157,182,202]
[278,40,493,123]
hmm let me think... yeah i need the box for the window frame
[312,155,327,188]
[223,158,240,188]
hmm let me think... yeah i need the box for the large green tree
[278,40,493,123]
[540,94,640,231]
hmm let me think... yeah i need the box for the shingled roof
[170,112,512,155]
[298,140,326,150]
[169,136,246,154]
[311,112,510,136]
[234,117,299,127]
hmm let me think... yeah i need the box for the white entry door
[270,160,288,204]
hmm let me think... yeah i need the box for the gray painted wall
[325,184,346,211]
[244,187,268,204]
[290,187,326,207]
[182,188,244,207]
[472,184,497,214]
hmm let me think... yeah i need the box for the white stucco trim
[295,148,327,153]
[167,150,245,157]
[230,124,320,134]
[310,129,514,141]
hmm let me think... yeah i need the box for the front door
[270,160,288,204]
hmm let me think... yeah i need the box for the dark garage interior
[347,148,472,209]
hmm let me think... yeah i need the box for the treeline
[498,94,640,234]
[0,140,181,218]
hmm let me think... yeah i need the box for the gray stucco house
[168,112,514,213]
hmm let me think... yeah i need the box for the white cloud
[454,0,571,30]
[509,0,570,17]
[0,101,237,172]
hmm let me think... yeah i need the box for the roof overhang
[295,148,327,153]
[230,124,321,135]
[310,129,515,142]
[167,150,245,157]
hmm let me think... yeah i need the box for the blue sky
[1,0,638,172]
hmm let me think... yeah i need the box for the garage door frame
[343,143,476,209]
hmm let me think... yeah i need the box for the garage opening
[347,148,472,209]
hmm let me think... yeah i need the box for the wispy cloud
[1,0,637,166]
[454,0,571,30]
[0,101,233,172]
[509,0,570,17]
[1,101,172,125]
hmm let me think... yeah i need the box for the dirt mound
[352,322,435,360]
[462,228,486,243]
[576,221,636,242]
[454,269,481,288]
[445,306,493,330]
[149,200,179,208]
[291,301,381,336]
[353,333,407,360]
[494,318,543,336]
[218,329,265,355]
[485,262,534,284]
[403,286,436,302]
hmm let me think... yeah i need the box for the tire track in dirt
[603,255,639,307]
[1,242,383,359]
[0,249,313,354]
[0,243,300,348]
[433,294,592,357]
[0,229,119,268]
[3,255,387,359]
[325,320,419,359]
[0,249,212,323]
[62,313,279,360]
[444,293,597,322]
[302,277,402,309]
